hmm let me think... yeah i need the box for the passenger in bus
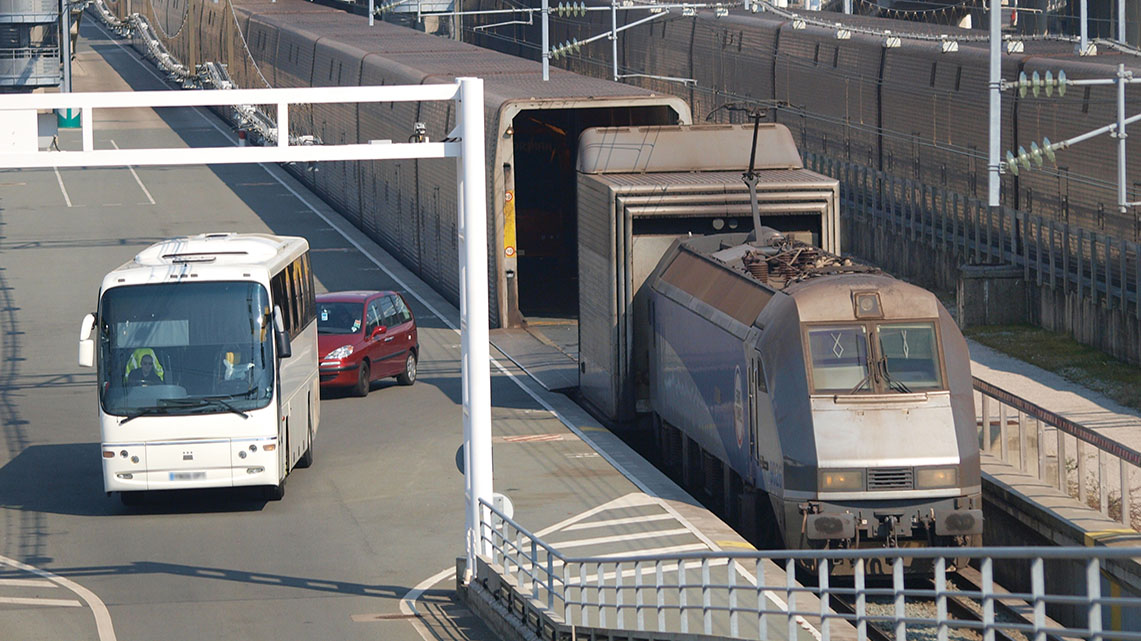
[125,350,164,386]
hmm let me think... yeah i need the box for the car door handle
[384,337,395,342]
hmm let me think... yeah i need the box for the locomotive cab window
[876,322,943,390]
[806,325,871,392]
[806,321,946,394]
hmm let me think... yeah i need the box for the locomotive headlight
[818,469,864,491]
[916,466,958,489]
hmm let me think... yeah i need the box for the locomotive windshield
[806,326,871,392]
[875,322,943,390]
[807,322,943,393]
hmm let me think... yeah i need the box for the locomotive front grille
[867,467,914,490]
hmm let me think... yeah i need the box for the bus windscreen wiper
[162,396,250,419]
[120,406,173,424]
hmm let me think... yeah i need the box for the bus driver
[125,350,164,386]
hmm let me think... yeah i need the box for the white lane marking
[0,597,83,607]
[562,513,676,532]
[0,554,117,641]
[568,556,728,585]
[0,578,56,587]
[54,167,73,207]
[545,528,694,550]
[98,23,819,639]
[109,140,156,204]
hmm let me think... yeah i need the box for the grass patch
[964,324,1141,413]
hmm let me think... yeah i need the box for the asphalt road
[0,16,642,641]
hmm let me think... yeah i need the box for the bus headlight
[917,466,958,489]
[818,469,864,491]
[324,345,353,360]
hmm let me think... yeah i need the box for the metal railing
[805,153,1141,318]
[479,500,1141,640]
[975,377,1141,529]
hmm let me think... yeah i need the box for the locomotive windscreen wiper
[846,369,875,395]
[877,359,913,394]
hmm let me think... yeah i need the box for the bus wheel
[120,491,145,506]
[397,353,417,386]
[297,427,314,469]
[353,361,370,398]
[263,480,285,501]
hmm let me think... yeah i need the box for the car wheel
[396,352,417,386]
[353,361,370,397]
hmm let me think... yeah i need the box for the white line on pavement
[110,140,157,204]
[0,554,117,641]
[0,597,83,607]
[54,167,72,207]
[0,578,56,587]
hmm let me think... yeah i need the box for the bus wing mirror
[273,306,292,359]
[78,313,95,368]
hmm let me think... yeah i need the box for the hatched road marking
[0,554,116,640]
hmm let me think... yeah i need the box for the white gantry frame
[0,79,494,578]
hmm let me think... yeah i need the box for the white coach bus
[78,233,320,504]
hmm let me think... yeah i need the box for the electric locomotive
[646,230,982,561]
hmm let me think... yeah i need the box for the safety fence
[805,153,1141,317]
[479,499,1141,641]
[975,376,1141,529]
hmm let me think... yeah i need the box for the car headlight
[818,469,864,491]
[916,466,958,489]
[325,345,354,360]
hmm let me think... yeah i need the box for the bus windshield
[98,281,275,416]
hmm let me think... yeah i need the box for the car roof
[316,290,397,303]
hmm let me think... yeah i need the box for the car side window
[394,295,412,324]
[365,300,382,333]
[380,295,398,329]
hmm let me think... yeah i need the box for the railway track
[823,564,1046,641]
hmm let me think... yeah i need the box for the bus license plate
[170,471,206,481]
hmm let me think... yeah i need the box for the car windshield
[98,281,274,416]
[317,301,363,335]
[876,322,943,390]
[807,325,871,393]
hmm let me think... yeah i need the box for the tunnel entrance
[508,105,678,324]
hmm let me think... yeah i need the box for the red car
[316,291,418,397]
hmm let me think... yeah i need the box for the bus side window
[271,269,295,338]
[271,272,288,334]
[301,254,316,327]
[288,262,303,337]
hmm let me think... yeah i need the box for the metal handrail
[479,500,1141,641]
[975,377,1140,529]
